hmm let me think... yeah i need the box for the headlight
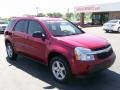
[75,47,95,61]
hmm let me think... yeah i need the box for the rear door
[12,20,28,53]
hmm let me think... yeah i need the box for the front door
[25,20,48,62]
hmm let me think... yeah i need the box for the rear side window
[7,20,16,30]
[28,20,44,34]
[14,20,28,32]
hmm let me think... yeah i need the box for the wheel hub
[7,44,13,58]
[52,61,66,80]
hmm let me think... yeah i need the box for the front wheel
[105,30,109,33]
[49,56,72,83]
[118,27,120,33]
[6,42,17,60]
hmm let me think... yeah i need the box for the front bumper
[71,52,116,76]
[103,26,118,32]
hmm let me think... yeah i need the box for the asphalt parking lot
[0,27,120,90]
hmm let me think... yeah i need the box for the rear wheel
[6,42,17,60]
[49,56,72,83]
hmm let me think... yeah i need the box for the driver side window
[28,20,44,34]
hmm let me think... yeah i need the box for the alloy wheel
[52,60,66,80]
[6,43,13,58]
[118,28,120,33]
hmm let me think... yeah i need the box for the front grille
[93,44,110,51]
[92,45,113,59]
[96,48,113,59]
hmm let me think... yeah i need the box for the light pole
[36,7,39,16]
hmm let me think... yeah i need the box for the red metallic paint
[4,17,116,76]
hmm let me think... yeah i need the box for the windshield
[108,20,118,23]
[43,20,83,36]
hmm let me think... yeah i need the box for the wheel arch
[5,39,11,46]
[48,52,71,70]
[5,39,16,53]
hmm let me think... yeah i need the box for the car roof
[11,16,63,21]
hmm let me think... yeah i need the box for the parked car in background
[4,17,116,83]
[103,19,120,33]
[0,20,8,33]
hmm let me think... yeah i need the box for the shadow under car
[6,55,120,90]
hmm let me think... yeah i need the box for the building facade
[74,2,120,26]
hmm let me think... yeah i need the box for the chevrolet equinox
[4,17,116,83]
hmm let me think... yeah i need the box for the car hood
[55,33,109,49]
[103,23,116,26]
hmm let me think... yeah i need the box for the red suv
[4,17,116,82]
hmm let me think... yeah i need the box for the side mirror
[32,31,46,40]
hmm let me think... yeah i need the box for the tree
[65,12,74,20]
[47,12,63,18]
[75,13,81,21]
[37,13,46,17]
[53,13,63,18]
[47,13,54,17]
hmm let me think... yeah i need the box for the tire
[118,27,120,33]
[6,42,17,60]
[49,56,72,83]
[105,30,109,33]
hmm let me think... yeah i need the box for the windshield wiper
[54,35,65,37]
[68,33,80,36]
[54,33,81,37]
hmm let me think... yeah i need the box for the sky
[0,0,120,18]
